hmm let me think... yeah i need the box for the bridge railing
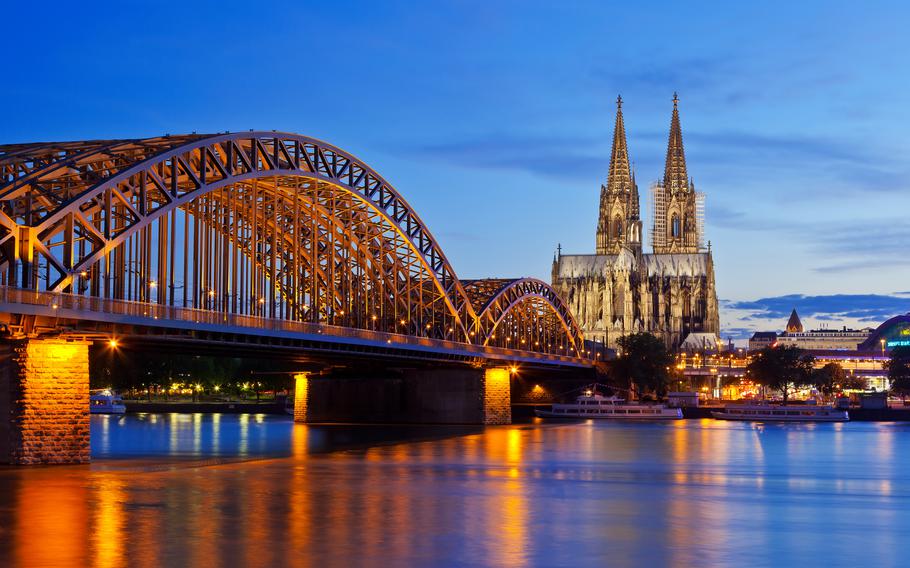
[0,286,591,365]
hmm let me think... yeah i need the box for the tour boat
[711,403,848,422]
[535,390,683,420]
[90,389,126,414]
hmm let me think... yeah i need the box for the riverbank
[680,406,910,421]
[125,401,910,421]
[514,403,910,422]
[125,401,288,414]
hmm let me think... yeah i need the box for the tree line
[89,346,295,400]
[608,332,910,400]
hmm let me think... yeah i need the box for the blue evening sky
[3,0,910,339]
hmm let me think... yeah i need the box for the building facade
[552,95,720,350]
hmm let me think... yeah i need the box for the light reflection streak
[192,413,202,455]
[212,413,221,455]
[2,416,908,567]
[238,413,249,457]
[90,475,125,568]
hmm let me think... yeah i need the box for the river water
[1,414,908,567]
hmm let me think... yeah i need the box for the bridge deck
[0,287,592,368]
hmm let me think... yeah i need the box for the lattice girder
[464,277,585,355]
[0,133,589,356]
[0,133,477,341]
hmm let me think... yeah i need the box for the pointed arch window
[614,216,623,239]
[671,214,681,238]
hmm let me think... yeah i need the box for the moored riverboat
[535,389,682,420]
[711,403,848,422]
[90,389,126,414]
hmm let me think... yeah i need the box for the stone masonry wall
[482,368,512,425]
[293,373,309,423]
[0,339,90,465]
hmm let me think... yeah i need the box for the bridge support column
[292,372,310,423]
[482,367,512,425]
[0,338,91,465]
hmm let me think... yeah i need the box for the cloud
[804,219,910,273]
[413,134,606,180]
[729,293,910,322]
[812,260,899,274]
[640,128,910,198]
[707,203,793,232]
[590,57,733,95]
[720,327,759,340]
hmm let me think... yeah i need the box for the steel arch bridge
[0,132,585,359]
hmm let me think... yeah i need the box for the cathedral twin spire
[596,93,700,256]
[663,93,691,194]
[596,95,640,255]
[605,96,634,200]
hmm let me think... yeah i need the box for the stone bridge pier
[0,337,91,465]
[293,366,512,425]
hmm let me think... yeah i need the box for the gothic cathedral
[552,95,720,349]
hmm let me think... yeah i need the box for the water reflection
[1,416,909,567]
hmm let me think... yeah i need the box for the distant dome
[859,313,910,352]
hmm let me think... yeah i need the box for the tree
[841,373,867,391]
[612,333,673,399]
[888,346,910,398]
[813,362,846,398]
[746,345,815,402]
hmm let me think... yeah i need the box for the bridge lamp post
[77,270,89,294]
[147,280,157,306]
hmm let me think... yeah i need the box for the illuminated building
[746,311,910,392]
[859,313,910,352]
[552,94,719,349]
[748,331,777,352]
[759,309,874,351]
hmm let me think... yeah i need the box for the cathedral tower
[651,94,703,254]
[596,96,642,255]
[553,94,719,351]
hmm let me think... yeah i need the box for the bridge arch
[0,133,476,341]
[0,133,587,355]
[463,278,585,356]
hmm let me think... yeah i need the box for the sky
[2,0,910,341]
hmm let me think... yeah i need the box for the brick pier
[481,367,512,425]
[0,338,91,465]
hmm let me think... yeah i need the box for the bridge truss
[0,132,585,357]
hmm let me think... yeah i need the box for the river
[1,414,908,567]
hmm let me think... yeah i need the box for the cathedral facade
[552,95,719,350]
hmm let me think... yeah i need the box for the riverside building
[764,309,874,351]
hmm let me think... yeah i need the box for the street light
[881,338,887,371]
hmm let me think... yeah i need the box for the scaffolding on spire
[695,191,706,251]
[650,181,667,251]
